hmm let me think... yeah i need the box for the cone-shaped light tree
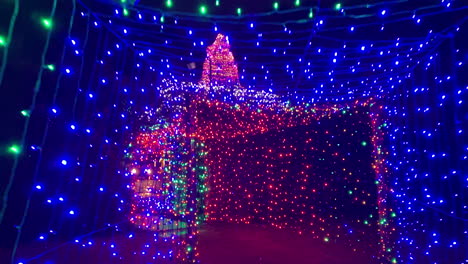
[200,34,240,86]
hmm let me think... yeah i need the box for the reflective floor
[2,223,375,264]
[197,223,375,264]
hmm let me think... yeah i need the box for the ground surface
[1,223,376,264]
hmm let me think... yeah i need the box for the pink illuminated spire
[200,34,240,86]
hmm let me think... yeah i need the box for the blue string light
[1,0,467,263]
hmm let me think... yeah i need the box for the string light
[199,5,207,15]
[41,18,53,29]
[3,1,467,264]
[122,36,396,262]
[335,3,342,11]
[0,35,6,46]
[273,2,279,11]
[8,144,21,155]
[20,110,30,117]
[45,64,55,71]
[200,34,240,86]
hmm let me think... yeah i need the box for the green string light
[0,36,6,47]
[361,141,367,146]
[41,18,53,29]
[160,15,165,23]
[45,64,55,71]
[20,110,30,117]
[123,8,129,16]
[295,0,301,7]
[8,144,21,155]
[166,0,173,8]
[215,0,220,6]
[236,7,242,16]
[308,8,314,18]
[273,2,279,10]
[199,5,207,15]
[335,2,342,10]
